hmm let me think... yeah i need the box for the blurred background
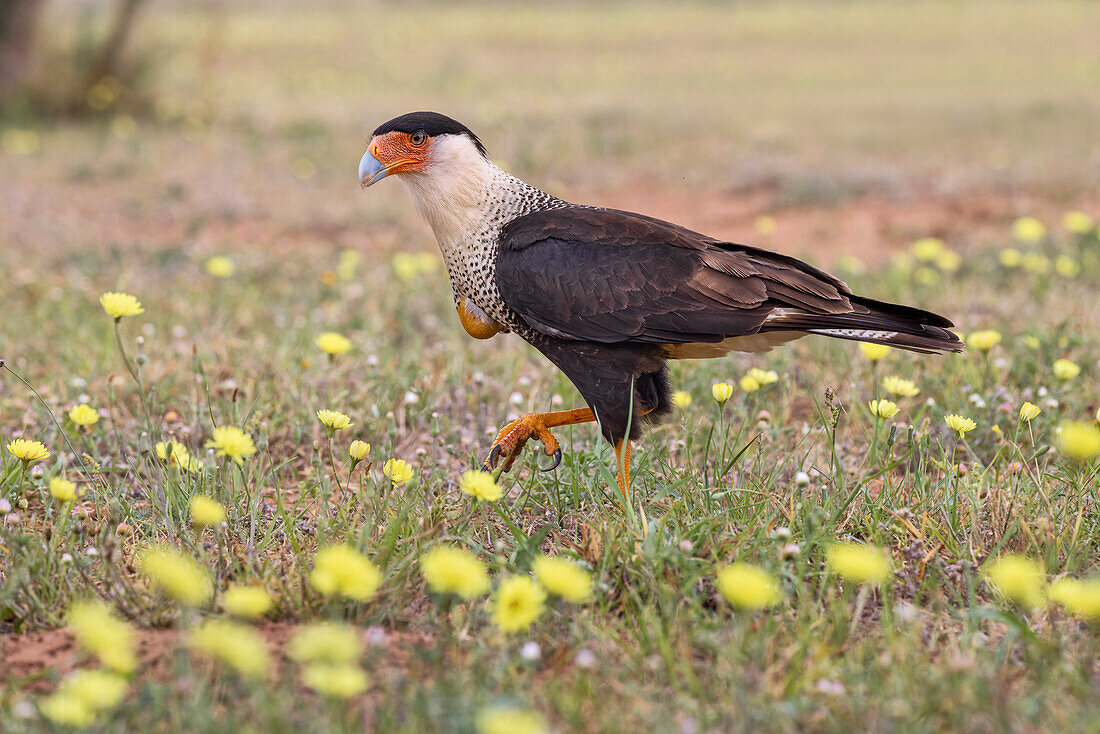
[2,0,1099,267]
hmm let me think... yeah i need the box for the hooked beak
[358,149,388,187]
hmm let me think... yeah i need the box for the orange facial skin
[367,131,432,176]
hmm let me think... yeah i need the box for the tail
[760,296,964,354]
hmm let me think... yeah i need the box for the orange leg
[483,408,596,473]
[613,439,633,502]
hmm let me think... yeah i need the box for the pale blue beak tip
[358,150,386,186]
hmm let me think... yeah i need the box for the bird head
[359,111,488,188]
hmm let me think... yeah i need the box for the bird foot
[482,413,564,474]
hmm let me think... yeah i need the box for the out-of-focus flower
[1053,359,1080,381]
[716,563,782,609]
[944,414,977,438]
[739,375,760,393]
[223,585,272,619]
[1055,255,1081,278]
[1012,217,1046,242]
[205,426,257,465]
[316,409,353,433]
[204,256,235,278]
[49,477,82,503]
[100,291,144,319]
[911,237,944,262]
[349,440,371,461]
[337,249,360,281]
[459,469,502,502]
[289,622,361,667]
[383,458,414,484]
[189,495,225,527]
[7,438,49,462]
[712,382,734,403]
[746,368,778,386]
[136,545,212,606]
[316,332,352,356]
[1057,421,1100,462]
[65,669,128,712]
[1062,211,1094,234]
[302,663,369,698]
[754,216,777,236]
[935,249,961,272]
[476,707,547,734]
[189,619,270,679]
[67,600,136,673]
[533,556,593,603]
[1019,402,1042,422]
[882,376,920,398]
[68,404,99,427]
[985,554,1045,608]
[392,252,440,282]
[868,399,900,420]
[310,545,382,600]
[826,542,891,585]
[859,342,891,361]
[40,694,94,727]
[1049,577,1100,619]
[421,546,490,599]
[670,390,692,408]
[492,576,546,633]
[967,330,1002,353]
[155,441,200,473]
[1021,253,1050,274]
[1021,334,1041,350]
[998,248,1022,268]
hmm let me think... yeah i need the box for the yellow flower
[302,663,369,698]
[1019,402,1041,422]
[310,545,382,600]
[337,249,360,281]
[1021,252,1050,274]
[137,545,212,606]
[754,215,777,236]
[476,707,547,734]
[868,399,899,420]
[155,441,200,473]
[67,600,136,673]
[1055,255,1081,278]
[913,266,940,286]
[316,409,354,433]
[65,669,129,712]
[421,546,490,599]
[1049,577,1100,619]
[349,440,371,461]
[998,248,1022,268]
[223,585,272,618]
[985,554,1045,608]
[68,404,99,426]
[204,256,235,278]
[826,542,891,585]
[716,563,782,609]
[316,331,352,356]
[383,458,414,484]
[882,376,919,398]
[459,469,503,502]
[670,390,692,409]
[205,426,257,465]
[711,382,734,403]
[288,622,361,664]
[533,555,593,603]
[189,619,270,680]
[739,375,760,393]
[1057,421,1100,462]
[49,477,82,503]
[1012,216,1045,242]
[747,367,778,386]
[190,495,226,526]
[944,414,977,438]
[966,330,1002,353]
[6,438,50,462]
[391,252,440,282]
[492,575,546,633]
[911,237,944,262]
[859,342,891,361]
[935,249,961,272]
[1052,358,1080,380]
[1062,210,1094,234]
[40,694,95,727]
[99,291,144,319]
[1021,334,1041,350]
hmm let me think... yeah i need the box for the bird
[358,111,963,498]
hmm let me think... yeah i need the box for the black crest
[372,112,487,157]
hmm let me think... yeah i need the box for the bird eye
[410,131,427,146]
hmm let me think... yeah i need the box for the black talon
[541,447,563,472]
[486,444,502,470]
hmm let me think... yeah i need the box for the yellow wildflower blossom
[99,291,144,319]
[302,663,369,698]
[310,545,382,600]
[859,342,891,361]
[383,458,414,484]
[205,426,257,465]
[746,368,778,386]
[316,409,354,433]
[476,707,547,734]
[739,375,760,393]
[422,546,490,599]
[1049,577,1100,619]
[716,563,782,609]
[137,545,212,606]
[68,404,99,426]
[882,376,919,398]
[944,414,977,438]
[189,619,270,680]
[49,477,81,503]
[66,669,128,712]
[868,399,899,420]
[1055,255,1081,278]
[7,438,49,462]
[826,542,891,585]
[315,331,352,356]
[711,382,734,403]
[533,556,593,603]
[911,237,944,262]
[1012,216,1045,242]
[40,695,95,727]
[966,330,1002,353]
[204,256,235,278]
[1052,358,1080,380]
[1057,421,1100,462]
[998,248,1022,268]
[67,600,136,673]
[670,390,692,408]
[1062,211,1094,234]
[190,495,226,527]
[289,622,361,664]
[985,554,1045,608]
[459,469,503,502]
[349,439,371,461]
[223,585,273,619]
[1019,402,1041,422]
[492,576,546,633]
[935,249,961,272]
[1021,252,1049,274]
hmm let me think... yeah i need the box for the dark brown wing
[495,207,962,353]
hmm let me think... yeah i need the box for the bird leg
[483,408,595,473]
[614,439,632,502]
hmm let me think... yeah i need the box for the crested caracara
[359,112,963,496]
